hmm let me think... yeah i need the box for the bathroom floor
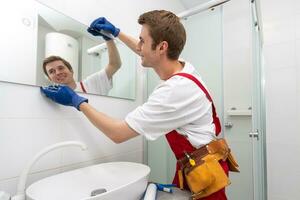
[157,188,190,199]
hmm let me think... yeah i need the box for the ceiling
[179,0,212,9]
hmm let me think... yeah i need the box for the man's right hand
[87,17,120,40]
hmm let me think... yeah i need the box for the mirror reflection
[0,0,136,99]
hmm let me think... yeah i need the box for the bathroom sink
[26,162,150,200]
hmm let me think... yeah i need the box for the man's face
[45,60,74,85]
[136,25,160,68]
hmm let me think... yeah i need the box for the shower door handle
[248,130,259,140]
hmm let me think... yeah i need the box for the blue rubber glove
[87,27,112,41]
[88,17,120,40]
[40,85,88,111]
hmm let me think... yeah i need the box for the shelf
[227,109,252,116]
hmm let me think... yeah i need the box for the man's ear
[158,41,168,53]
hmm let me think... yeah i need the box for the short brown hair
[43,56,73,77]
[138,10,186,60]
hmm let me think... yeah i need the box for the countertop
[156,188,191,200]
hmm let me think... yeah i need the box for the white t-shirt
[125,61,217,148]
[75,69,112,95]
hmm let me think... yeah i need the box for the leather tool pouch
[184,158,215,194]
[178,139,238,200]
[227,151,240,172]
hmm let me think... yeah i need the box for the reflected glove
[40,85,88,111]
[88,17,120,40]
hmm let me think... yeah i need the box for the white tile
[264,42,296,70]
[60,149,143,173]
[0,82,80,119]
[0,119,62,180]
[0,80,139,119]
[295,14,300,39]
[106,149,144,163]
[295,0,300,14]
[0,169,61,198]
[267,142,300,174]
[266,119,298,145]
[267,196,296,200]
[59,160,97,174]
[263,17,295,45]
[267,142,300,199]
[294,40,300,66]
[0,178,18,196]
[298,85,300,127]
[60,118,118,165]
[265,69,298,141]
[60,118,143,166]
[265,68,297,110]
[266,81,298,143]
[89,94,138,117]
[260,0,296,21]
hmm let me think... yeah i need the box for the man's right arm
[117,32,140,55]
[79,102,139,143]
[88,17,140,56]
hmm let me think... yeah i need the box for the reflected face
[136,25,160,68]
[45,60,74,85]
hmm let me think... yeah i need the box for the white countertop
[156,188,191,200]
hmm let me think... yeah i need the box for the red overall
[80,81,87,93]
[165,73,229,200]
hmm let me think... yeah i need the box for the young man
[41,10,237,199]
[43,39,121,95]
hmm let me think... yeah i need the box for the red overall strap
[173,72,221,135]
[165,73,227,200]
[80,81,87,93]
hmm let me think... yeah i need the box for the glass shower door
[224,0,266,199]
[250,0,267,199]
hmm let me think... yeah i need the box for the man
[43,39,121,95]
[41,11,238,199]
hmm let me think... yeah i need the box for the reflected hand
[40,85,88,111]
[88,17,120,40]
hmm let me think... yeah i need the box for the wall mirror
[0,0,136,100]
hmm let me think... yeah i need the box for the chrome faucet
[11,141,87,200]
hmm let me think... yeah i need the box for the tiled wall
[0,0,185,196]
[0,81,144,195]
[260,0,300,199]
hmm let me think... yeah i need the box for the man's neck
[68,81,77,90]
[154,59,184,80]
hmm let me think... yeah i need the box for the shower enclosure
[146,0,266,199]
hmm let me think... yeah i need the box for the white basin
[26,162,150,200]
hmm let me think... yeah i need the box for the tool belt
[177,138,239,200]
